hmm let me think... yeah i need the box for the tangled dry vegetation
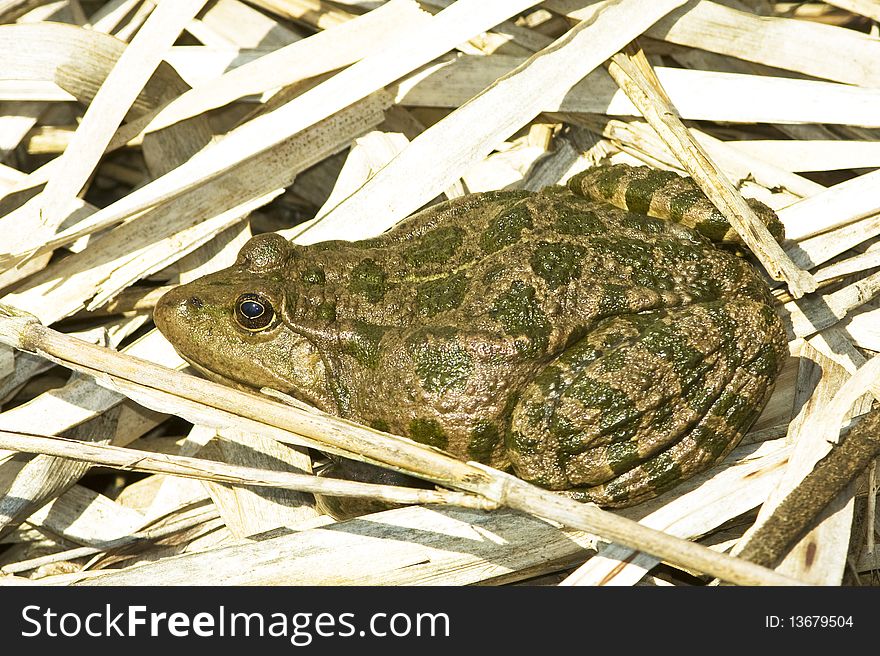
[0,0,878,586]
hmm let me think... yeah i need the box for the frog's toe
[314,457,429,520]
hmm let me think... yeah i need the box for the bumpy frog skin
[154,165,787,507]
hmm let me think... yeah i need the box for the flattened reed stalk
[142,0,431,135]
[725,345,876,584]
[0,305,803,586]
[784,270,880,339]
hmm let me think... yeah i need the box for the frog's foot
[506,298,785,507]
[567,164,785,245]
[314,457,430,520]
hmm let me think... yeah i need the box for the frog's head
[154,233,335,410]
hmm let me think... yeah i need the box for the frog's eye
[234,293,275,331]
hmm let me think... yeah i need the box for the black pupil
[240,300,264,318]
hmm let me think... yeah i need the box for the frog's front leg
[506,299,785,507]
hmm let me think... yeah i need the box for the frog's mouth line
[175,352,261,394]
[175,348,342,421]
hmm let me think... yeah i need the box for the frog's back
[326,180,774,360]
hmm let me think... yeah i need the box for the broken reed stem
[736,407,880,568]
[813,248,880,284]
[0,430,498,511]
[784,269,880,338]
[605,48,816,299]
[0,305,804,586]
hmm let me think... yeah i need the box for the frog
[154,164,788,509]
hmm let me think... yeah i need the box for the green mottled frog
[154,165,787,507]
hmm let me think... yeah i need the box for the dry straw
[0,0,878,587]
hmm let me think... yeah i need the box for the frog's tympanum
[155,165,787,508]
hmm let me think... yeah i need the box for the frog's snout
[153,285,202,341]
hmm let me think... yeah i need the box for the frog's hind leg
[567,164,784,244]
[507,298,785,507]
[572,356,778,507]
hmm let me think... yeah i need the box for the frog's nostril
[187,296,204,309]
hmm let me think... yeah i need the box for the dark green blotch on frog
[554,333,613,374]
[480,205,533,254]
[605,438,642,476]
[409,330,474,394]
[506,427,540,459]
[349,259,388,303]
[682,384,718,418]
[623,169,677,215]
[548,194,606,236]
[639,320,705,379]
[300,265,326,285]
[490,280,550,357]
[529,242,587,290]
[529,364,565,404]
[341,321,386,368]
[604,449,683,502]
[640,449,683,491]
[403,225,465,265]
[694,214,735,243]
[594,235,682,290]
[315,300,337,321]
[692,388,760,464]
[683,277,724,302]
[415,272,468,317]
[553,209,604,236]
[597,283,634,316]
[746,343,779,379]
[635,271,676,291]
[618,211,668,235]
[654,236,705,263]
[591,235,656,271]
[467,422,501,461]
[689,425,729,461]
[711,389,754,429]
[369,418,390,432]
[567,376,640,442]
[668,190,702,223]
[408,418,449,449]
